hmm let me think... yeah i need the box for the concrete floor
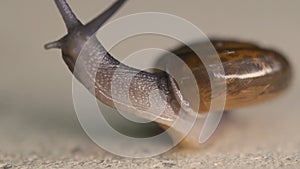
[0,0,299,168]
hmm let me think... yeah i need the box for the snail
[45,0,291,145]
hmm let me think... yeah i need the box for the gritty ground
[0,100,299,169]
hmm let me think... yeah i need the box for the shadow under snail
[45,0,292,145]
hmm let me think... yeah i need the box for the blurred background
[0,0,299,168]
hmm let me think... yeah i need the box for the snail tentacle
[83,0,128,37]
[44,39,63,49]
[54,0,82,32]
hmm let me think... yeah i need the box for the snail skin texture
[45,0,292,145]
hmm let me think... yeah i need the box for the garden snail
[45,0,291,145]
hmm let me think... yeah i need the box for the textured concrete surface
[0,0,299,168]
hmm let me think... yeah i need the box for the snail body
[45,0,291,143]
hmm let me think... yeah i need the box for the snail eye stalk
[54,0,82,32]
